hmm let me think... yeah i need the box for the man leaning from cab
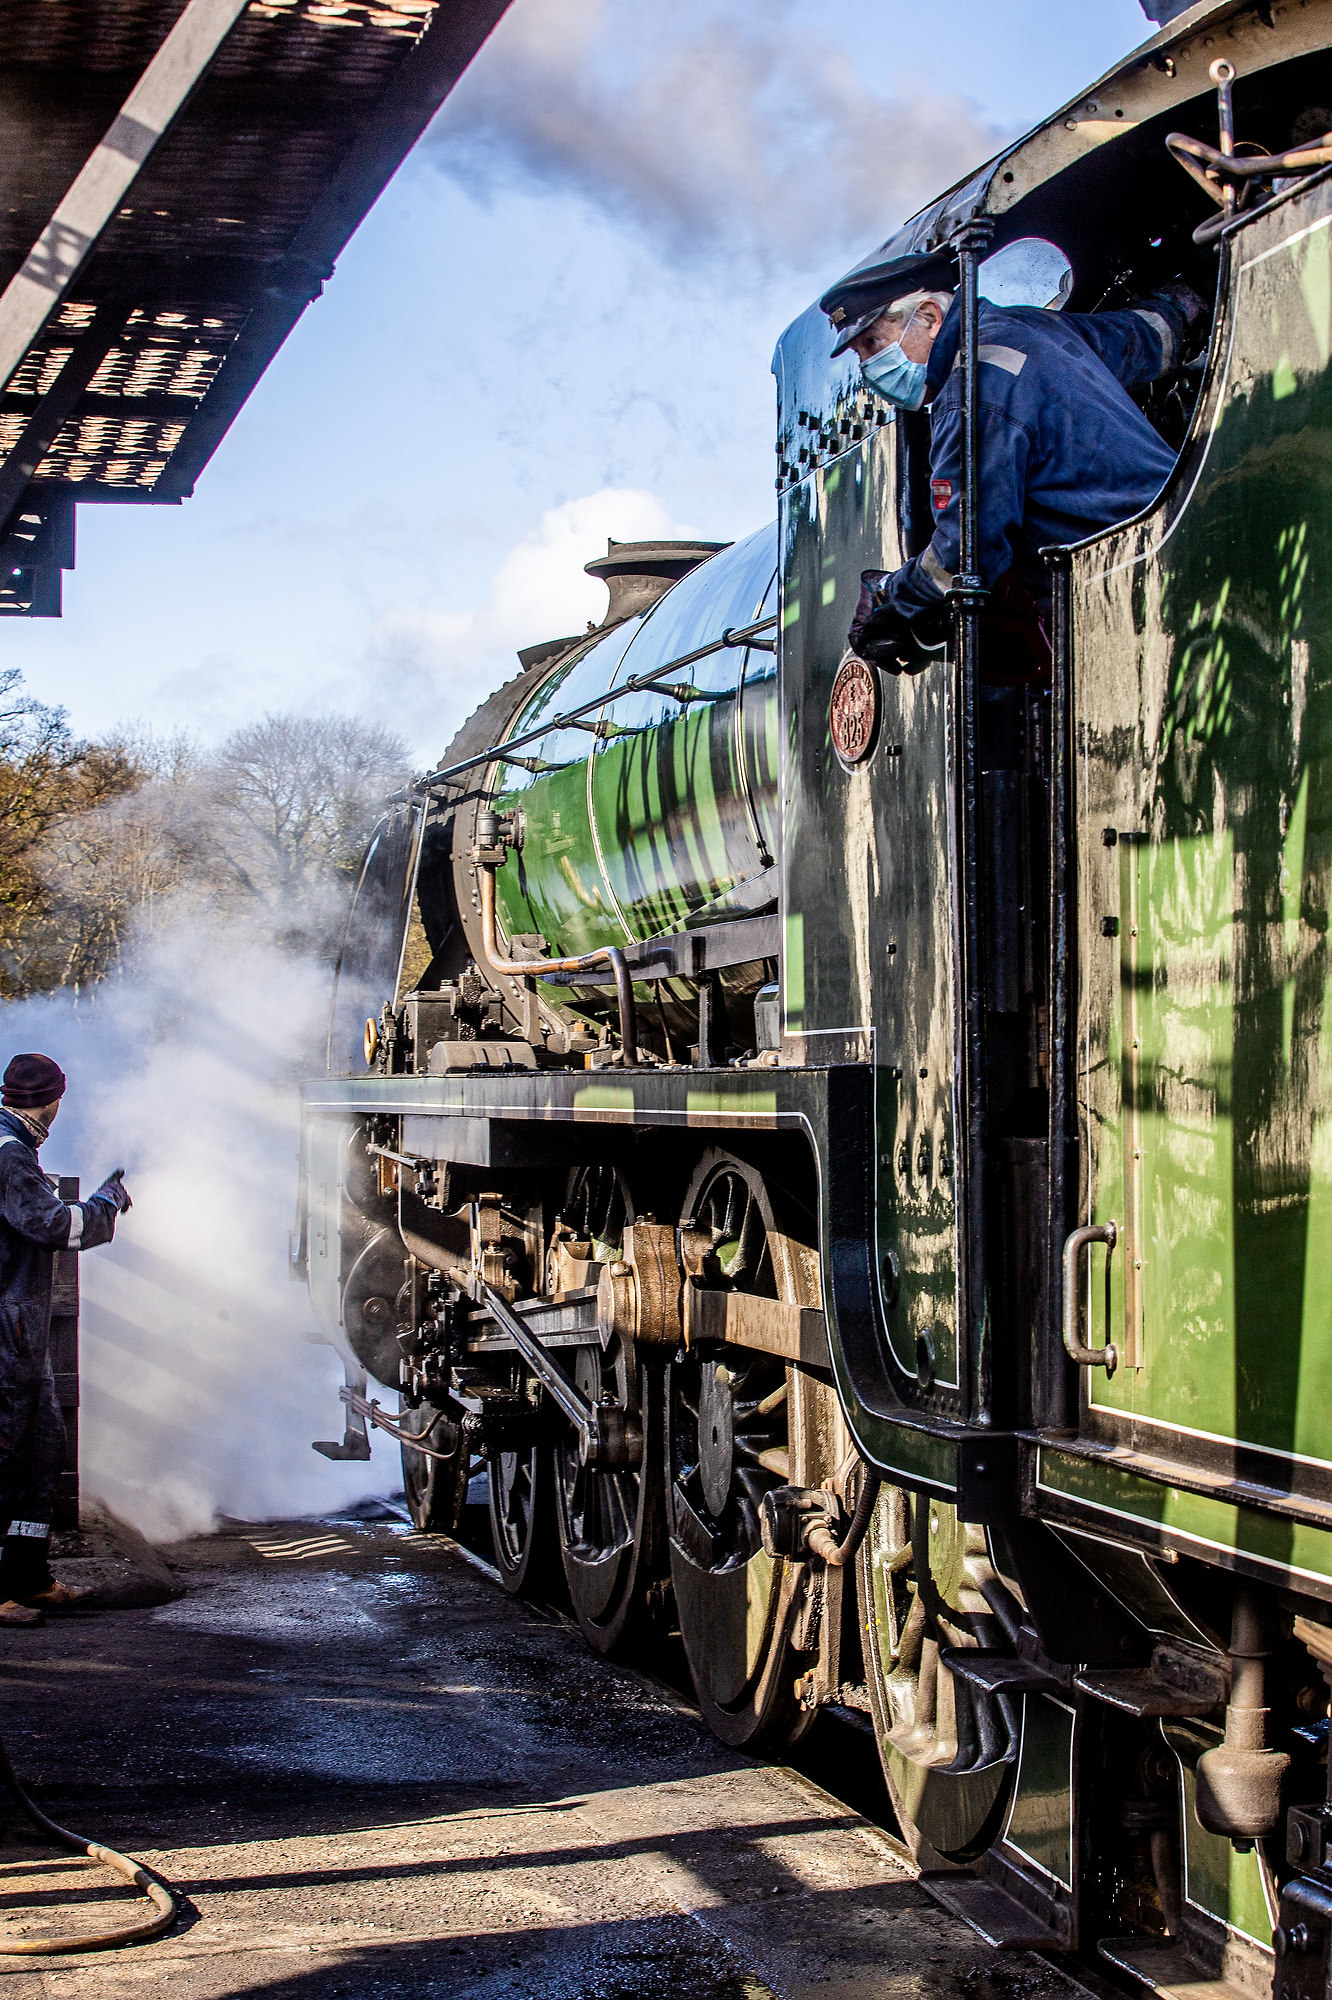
[829,254,1207,670]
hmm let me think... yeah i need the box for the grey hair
[883,288,954,320]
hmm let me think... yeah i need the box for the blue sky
[7,0,1153,763]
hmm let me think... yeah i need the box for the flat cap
[821,246,959,356]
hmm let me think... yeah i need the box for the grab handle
[1062,1221,1118,1376]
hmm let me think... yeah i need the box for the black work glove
[1153,277,1209,330]
[91,1170,132,1215]
[848,570,944,674]
[848,570,913,672]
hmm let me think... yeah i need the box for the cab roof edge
[821,0,1313,316]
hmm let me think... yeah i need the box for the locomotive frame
[293,4,1332,1993]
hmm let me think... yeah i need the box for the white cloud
[432,0,1009,272]
[365,485,703,760]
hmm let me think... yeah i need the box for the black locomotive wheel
[856,1484,1019,1866]
[552,1165,663,1654]
[555,1345,660,1654]
[665,1151,821,1749]
[399,1400,469,1534]
[488,1440,557,1597]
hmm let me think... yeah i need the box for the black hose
[603,949,638,1067]
[807,1471,882,1569]
[0,1726,178,1953]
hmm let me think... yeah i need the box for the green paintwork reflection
[782,428,960,1394]
[494,628,637,958]
[1037,1445,1332,1587]
[491,529,778,960]
[1001,1696,1074,1890]
[1074,182,1332,1488]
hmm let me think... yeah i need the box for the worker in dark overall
[827,269,1207,671]
[0,1054,130,1625]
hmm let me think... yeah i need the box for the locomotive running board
[1098,1936,1253,2000]
[922,1876,1063,1950]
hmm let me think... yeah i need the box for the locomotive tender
[294,2,1332,1989]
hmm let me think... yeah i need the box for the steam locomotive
[295,3,1332,1990]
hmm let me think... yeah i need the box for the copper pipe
[477,862,638,1065]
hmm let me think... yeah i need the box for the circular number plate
[829,653,879,765]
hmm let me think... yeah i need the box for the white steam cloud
[433,0,1009,269]
[5,916,396,1541]
[367,486,702,752]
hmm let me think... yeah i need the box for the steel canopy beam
[153,0,514,502]
[0,0,248,396]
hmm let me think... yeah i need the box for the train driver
[829,261,1207,673]
[0,1053,131,1625]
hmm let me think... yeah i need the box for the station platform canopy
[0,0,510,615]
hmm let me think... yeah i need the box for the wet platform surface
[0,1507,1091,1998]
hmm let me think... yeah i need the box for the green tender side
[1070,170,1332,1579]
[489,526,779,963]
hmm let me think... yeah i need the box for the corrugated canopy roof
[0,0,510,614]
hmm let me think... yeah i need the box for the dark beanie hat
[2,1054,66,1108]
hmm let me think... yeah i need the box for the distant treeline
[0,668,411,998]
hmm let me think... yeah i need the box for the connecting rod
[480,1282,640,1471]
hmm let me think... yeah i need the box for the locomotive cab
[295,7,1332,1993]
[775,0,1332,1978]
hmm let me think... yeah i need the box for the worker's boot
[0,1600,43,1626]
[21,1579,93,1612]
[0,1524,89,1611]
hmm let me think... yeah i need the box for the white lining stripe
[920,543,954,593]
[66,1203,83,1249]
[6,1521,47,1539]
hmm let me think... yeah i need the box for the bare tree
[31,731,214,992]
[205,715,411,949]
[0,700,411,993]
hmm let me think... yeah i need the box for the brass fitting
[595,1221,682,1351]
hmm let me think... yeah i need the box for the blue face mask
[861,313,928,411]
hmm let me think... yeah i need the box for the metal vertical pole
[951,218,993,1423]
[1045,551,1075,1435]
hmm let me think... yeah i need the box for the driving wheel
[664,1150,824,1748]
[488,1432,556,1596]
[399,1399,469,1534]
[552,1165,664,1654]
[857,1485,1021,1865]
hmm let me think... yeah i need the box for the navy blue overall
[0,1111,117,1595]
[875,290,1194,626]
